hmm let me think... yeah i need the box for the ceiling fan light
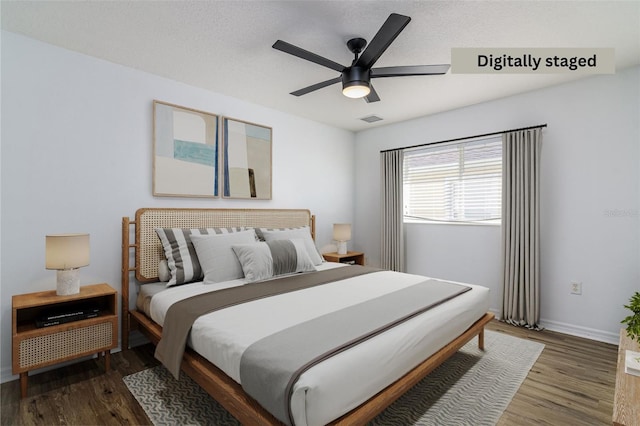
[342,83,371,99]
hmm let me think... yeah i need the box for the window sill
[404,219,501,227]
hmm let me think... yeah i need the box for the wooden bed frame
[121,207,494,425]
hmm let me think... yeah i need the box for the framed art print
[153,100,219,197]
[222,117,272,199]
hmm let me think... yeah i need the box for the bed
[122,207,494,426]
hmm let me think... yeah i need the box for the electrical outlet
[570,281,582,295]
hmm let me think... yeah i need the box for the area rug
[123,330,544,426]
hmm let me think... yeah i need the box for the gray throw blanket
[239,279,471,425]
[155,266,380,378]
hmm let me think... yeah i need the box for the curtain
[501,128,542,329]
[380,150,405,272]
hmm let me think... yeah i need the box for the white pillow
[191,230,257,284]
[231,239,316,282]
[261,227,324,265]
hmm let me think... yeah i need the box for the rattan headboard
[131,207,314,283]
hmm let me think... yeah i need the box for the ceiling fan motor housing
[342,66,371,90]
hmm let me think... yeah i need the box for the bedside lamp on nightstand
[333,223,351,255]
[46,233,90,296]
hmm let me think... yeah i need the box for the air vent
[360,115,384,123]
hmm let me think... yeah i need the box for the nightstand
[323,251,365,266]
[12,283,118,398]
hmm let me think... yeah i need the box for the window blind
[403,136,502,224]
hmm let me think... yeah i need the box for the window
[403,136,502,224]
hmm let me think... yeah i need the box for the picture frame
[153,100,219,198]
[222,117,272,199]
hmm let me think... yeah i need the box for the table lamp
[333,223,351,255]
[46,233,90,296]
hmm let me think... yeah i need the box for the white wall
[0,31,355,383]
[355,66,640,344]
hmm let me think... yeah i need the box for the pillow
[231,239,316,282]
[191,230,257,284]
[260,227,324,265]
[155,227,245,286]
[158,259,171,282]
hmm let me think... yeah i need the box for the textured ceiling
[2,1,639,131]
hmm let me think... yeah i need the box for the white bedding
[142,263,490,426]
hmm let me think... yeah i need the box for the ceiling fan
[272,13,450,103]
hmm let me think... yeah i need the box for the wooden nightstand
[323,251,365,266]
[12,283,118,398]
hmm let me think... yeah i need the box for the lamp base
[56,269,80,296]
[337,241,348,255]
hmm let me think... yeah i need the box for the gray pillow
[261,227,324,265]
[191,230,257,284]
[231,239,316,282]
[155,227,246,287]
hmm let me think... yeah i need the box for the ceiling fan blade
[355,13,411,69]
[273,40,345,72]
[364,85,380,103]
[371,64,451,77]
[290,76,342,96]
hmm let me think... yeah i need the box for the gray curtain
[380,150,405,272]
[501,128,542,329]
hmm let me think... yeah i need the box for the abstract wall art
[222,117,272,199]
[153,100,219,197]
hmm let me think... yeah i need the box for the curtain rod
[380,123,547,153]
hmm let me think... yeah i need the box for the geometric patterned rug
[123,330,544,426]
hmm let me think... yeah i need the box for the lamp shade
[46,234,90,270]
[333,224,352,242]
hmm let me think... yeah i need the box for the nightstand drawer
[16,319,116,371]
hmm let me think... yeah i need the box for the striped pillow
[231,239,316,282]
[155,227,246,286]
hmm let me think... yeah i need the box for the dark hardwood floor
[1,320,618,425]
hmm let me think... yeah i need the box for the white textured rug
[123,330,544,426]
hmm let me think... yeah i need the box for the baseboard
[1,366,16,385]
[490,309,619,345]
[539,318,619,345]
